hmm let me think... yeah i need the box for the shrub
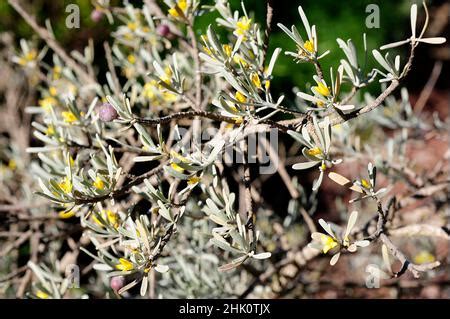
[0,0,448,298]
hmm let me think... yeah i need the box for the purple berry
[91,9,103,23]
[110,276,125,292]
[98,103,118,122]
[157,24,171,38]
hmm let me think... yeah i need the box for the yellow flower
[321,162,327,171]
[49,86,58,96]
[62,111,77,123]
[162,91,177,102]
[251,72,262,89]
[233,54,248,67]
[168,0,187,18]
[36,290,50,299]
[171,162,184,173]
[25,50,37,61]
[18,49,37,66]
[314,82,330,97]
[223,44,232,57]
[306,147,322,156]
[58,210,76,219]
[414,251,435,265]
[143,81,157,99]
[58,177,73,194]
[236,17,251,36]
[93,176,105,190]
[53,66,62,80]
[361,179,371,189]
[105,210,119,228]
[116,258,134,271]
[160,66,173,85]
[170,150,189,163]
[203,46,214,56]
[39,97,57,112]
[69,155,75,167]
[127,54,136,64]
[233,117,244,125]
[235,91,247,103]
[316,100,325,107]
[304,40,315,53]
[92,214,104,227]
[8,159,16,170]
[127,22,138,31]
[187,176,200,185]
[264,80,271,90]
[46,125,55,136]
[320,234,338,254]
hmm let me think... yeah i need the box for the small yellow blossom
[361,179,371,189]
[127,22,138,31]
[46,125,55,136]
[306,147,322,157]
[52,66,62,79]
[235,91,247,103]
[68,155,75,167]
[316,100,325,107]
[18,49,37,66]
[116,258,134,271]
[187,176,200,185]
[414,251,436,265]
[106,210,119,228]
[143,81,157,99]
[35,290,50,299]
[49,86,58,96]
[264,80,271,90]
[304,40,315,53]
[320,234,338,254]
[25,50,37,61]
[160,66,173,85]
[168,0,187,18]
[93,176,105,190]
[171,162,184,173]
[223,44,232,57]
[92,214,104,227]
[251,72,262,89]
[58,210,76,219]
[58,176,73,194]
[162,91,177,102]
[39,97,57,112]
[127,54,136,64]
[203,46,214,56]
[233,117,244,125]
[321,162,327,171]
[233,54,248,67]
[62,111,77,123]
[170,150,189,163]
[235,17,251,36]
[314,82,330,97]
[8,159,16,170]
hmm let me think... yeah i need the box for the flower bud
[157,24,171,38]
[98,103,118,122]
[110,276,125,292]
[91,9,104,23]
